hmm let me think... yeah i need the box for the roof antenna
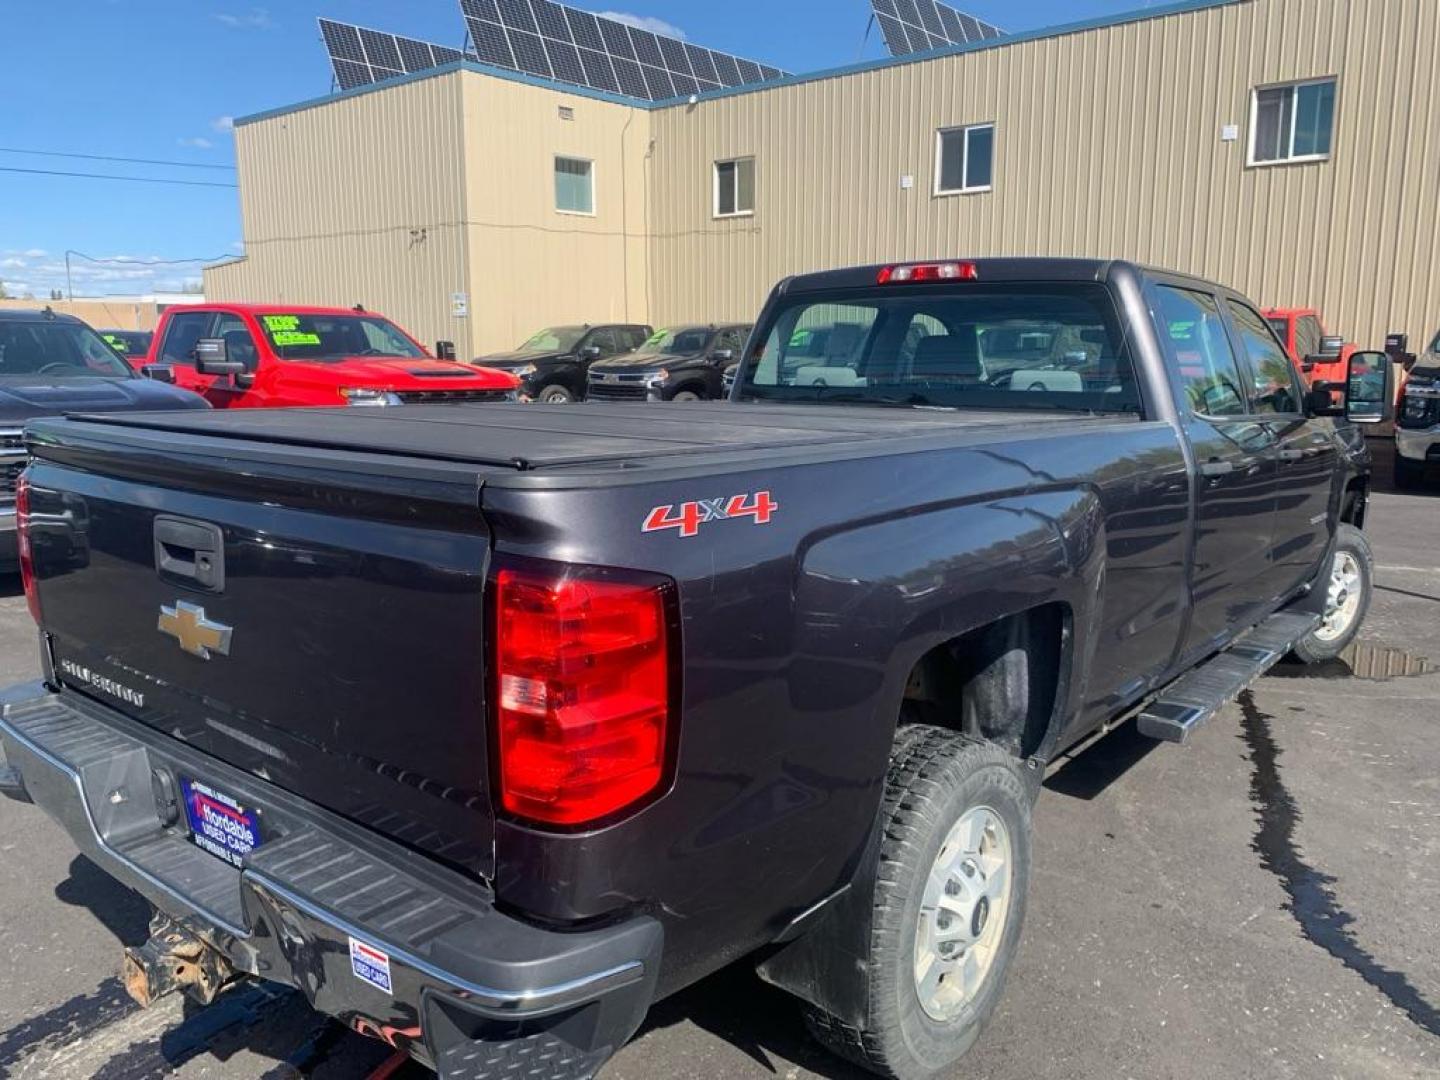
[42,305,56,320]
[353,303,366,313]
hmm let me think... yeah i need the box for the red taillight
[15,472,40,624]
[493,563,674,827]
[877,261,979,284]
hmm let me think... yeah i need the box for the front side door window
[159,312,212,367]
[1226,300,1303,415]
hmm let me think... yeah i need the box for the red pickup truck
[141,304,517,407]
[1262,307,1354,386]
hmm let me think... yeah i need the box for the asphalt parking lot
[1,446,1437,1080]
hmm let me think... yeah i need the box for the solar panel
[869,0,1004,56]
[319,18,471,88]
[459,0,788,101]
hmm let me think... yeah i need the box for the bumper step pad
[1137,612,1320,743]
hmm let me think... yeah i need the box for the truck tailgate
[24,421,498,878]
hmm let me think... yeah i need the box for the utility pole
[64,250,74,301]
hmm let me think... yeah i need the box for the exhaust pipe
[122,912,237,1008]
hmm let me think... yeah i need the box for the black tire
[537,384,575,404]
[671,388,706,402]
[803,727,1033,1080]
[1394,455,1425,490]
[1290,523,1373,664]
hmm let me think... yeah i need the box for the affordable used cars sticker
[348,937,393,994]
[643,491,778,538]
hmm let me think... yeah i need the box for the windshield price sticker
[263,314,301,332]
[643,491,778,538]
[272,330,321,346]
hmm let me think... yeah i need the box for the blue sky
[0,0,1149,298]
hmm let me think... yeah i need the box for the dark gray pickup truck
[0,260,1389,1080]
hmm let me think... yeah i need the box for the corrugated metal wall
[211,0,1439,356]
[648,0,1440,349]
[206,74,476,356]
[459,76,652,354]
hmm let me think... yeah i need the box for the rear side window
[160,312,212,366]
[1154,287,1247,417]
[1227,300,1302,414]
[586,329,618,354]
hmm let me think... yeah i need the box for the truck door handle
[1279,449,1306,462]
[154,516,226,592]
[1200,460,1235,478]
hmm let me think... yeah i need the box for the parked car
[474,323,652,402]
[0,307,206,570]
[99,328,153,367]
[1,260,1386,1080]
[142,304,518,408]
[586,324,752,402]
[1395,328,1440,487]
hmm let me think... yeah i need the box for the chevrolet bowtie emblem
[158,601,232,660]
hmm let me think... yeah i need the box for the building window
[1250,78,1336,165]
[935,123,994,195]
[714,157,755,217]
[554,156,594,215]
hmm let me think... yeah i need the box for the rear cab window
[742,283,1140,413]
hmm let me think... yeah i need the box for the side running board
[1137,612,1321,744]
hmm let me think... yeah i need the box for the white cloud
[596,11,685,39]
[178,136,214,150]
[212,115,235,133]
[214,8,272,30]
[0,251,225,297]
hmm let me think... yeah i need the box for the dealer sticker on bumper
[180,778,262,868]
[349,937,393,994]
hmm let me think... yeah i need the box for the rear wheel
[537,384,575,404]
[1291,523,1373,663]
[803,727,1032,1080]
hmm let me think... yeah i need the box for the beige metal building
[207,0,1440,359]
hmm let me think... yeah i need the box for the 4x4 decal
[643,491,778,538]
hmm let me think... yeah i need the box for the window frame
[713,156,755,218]
[553,154,596,217]
[934,122,996,197]
[1247,77,1337,167]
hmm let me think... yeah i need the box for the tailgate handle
[154,516,226,593]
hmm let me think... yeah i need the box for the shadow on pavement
[53,854,153,947]
[1043,720,1159,801]
[637,962,870,1078]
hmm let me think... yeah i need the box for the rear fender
[759,488,1102,1024]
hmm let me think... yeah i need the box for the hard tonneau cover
[42,401,1133,475]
